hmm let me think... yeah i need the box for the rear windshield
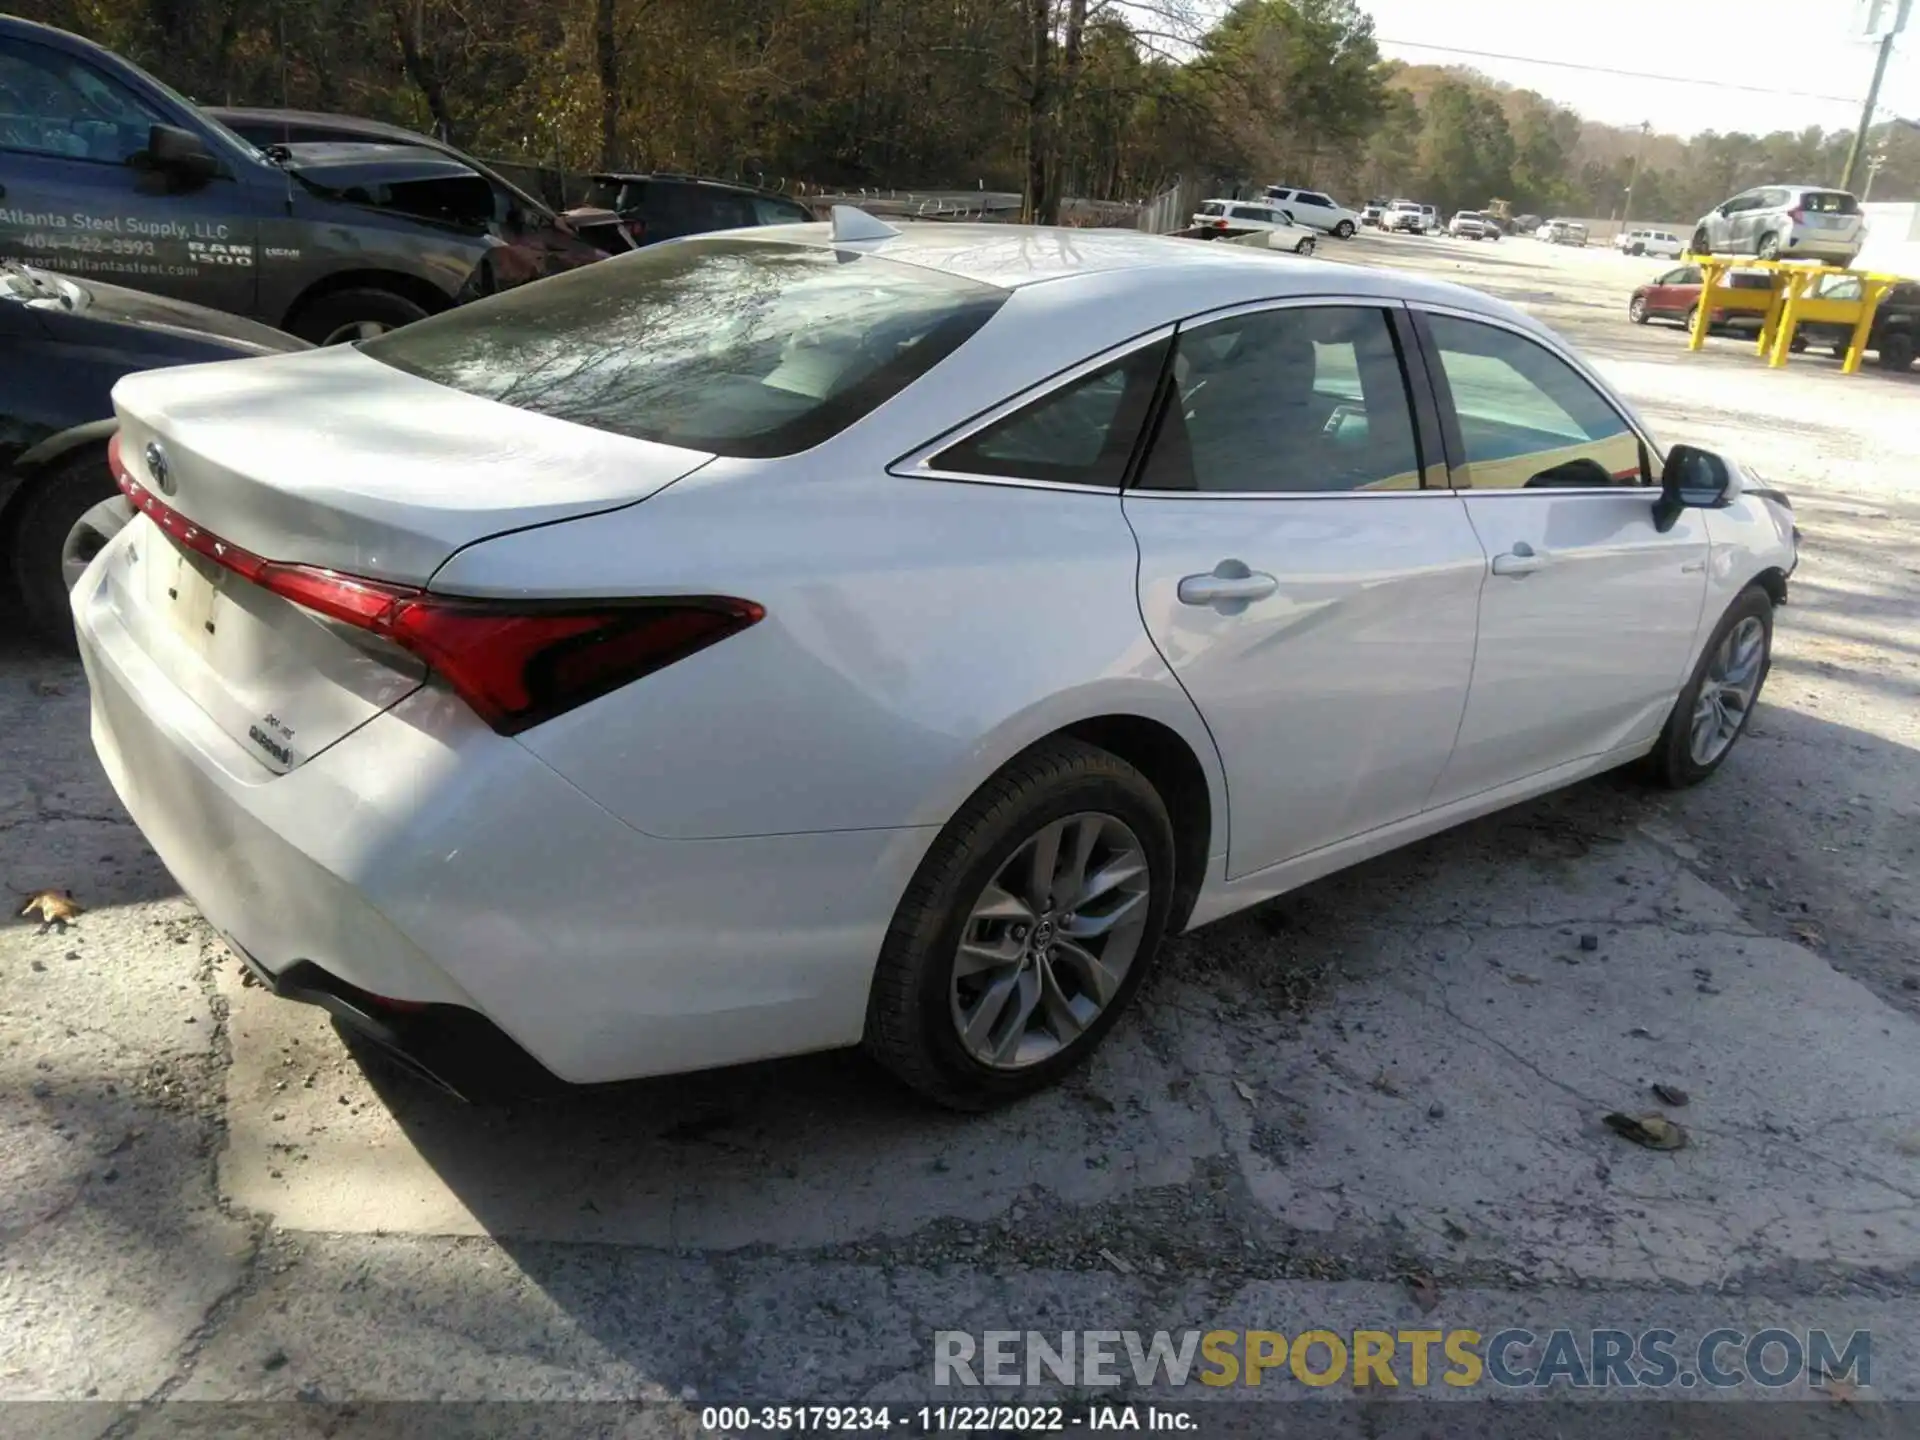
[1199,201,1228,216]
[360,240,1006,458]
[1800,191,1859,215]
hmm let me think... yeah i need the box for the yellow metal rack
[1684,256,1901,374]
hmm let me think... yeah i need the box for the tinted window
[0,40,165,163]
[1137,306,1422,494]
[1801,190,1859,215]
[1425,315,1644,489]
[1229,205,1268,221]
[363,239,1005,458]
[1297,192,1334,207]
[931,339,1169,487]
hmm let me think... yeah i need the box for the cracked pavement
[2,234,1919,1429]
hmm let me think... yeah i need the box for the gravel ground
[2,232,1918,1433]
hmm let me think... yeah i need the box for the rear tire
[1690,228,1710,256]
[7,446,116,652]
[863,737,1177,1110]
[1879,332,1915,371]
[289,288,431,346]
[1334,220,1355,239]
[1646,587,1773,789]
[1629,243,1644,256]
[1756,231,1781,261]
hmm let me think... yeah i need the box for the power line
[1374,37,1872,106]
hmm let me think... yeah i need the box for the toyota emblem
[143,440,174,496]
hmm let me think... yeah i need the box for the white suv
[1448,211,1497,240]
[1691,185,1864,266]
[1261,186,1358,238]
[1615,229,1685,259]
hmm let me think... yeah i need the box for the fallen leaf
[1790,922,1823,947]
[1507,972,1541,986]
[1651,1083,1690,1107]
[1603,1111,1688,1151]
[30,679,64,697]
[1442,1218,1470,1241]
[1232,1079,1256,1103]
[1099,1247,1135,1275]
[1407,1272,1440,1313]
[1369,1070,1403,1097]
[18,890,83,926]
[1815,1375,1858,1405]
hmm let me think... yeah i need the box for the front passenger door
[1124,302,1486,878]
[1417,311,1709,807]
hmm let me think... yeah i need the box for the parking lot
[5,228,1920,1429]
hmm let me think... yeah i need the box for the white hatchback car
[76,215,1798,1109]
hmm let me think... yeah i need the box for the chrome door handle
[1490,542,1548,577]
[1178,562,1279,608]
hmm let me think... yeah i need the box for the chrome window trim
[1410,301,1665,495]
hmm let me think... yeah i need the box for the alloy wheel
[949,812,1151,1070]
[1688,616,1766,767]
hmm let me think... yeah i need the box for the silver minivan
[1691,186,1864,267]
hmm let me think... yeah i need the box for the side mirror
[1653,444,1731,532]
[143,124,219,186]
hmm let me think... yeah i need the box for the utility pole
[1620,120,1651,233]
[1841,33,1896,190]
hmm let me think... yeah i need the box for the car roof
[729,221,1540,322]
[589,171,797,200]
[210,106,429,143]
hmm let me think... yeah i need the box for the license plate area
[153,533,224,656]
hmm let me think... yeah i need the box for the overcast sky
[1361,0,1919,138]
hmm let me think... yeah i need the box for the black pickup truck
[0,16,601,343]
[1797,277,1919,371]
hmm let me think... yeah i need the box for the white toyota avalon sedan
[75,213,1798,1109]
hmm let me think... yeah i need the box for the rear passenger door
[1414,309,1709,806]
[1123,301,1486,878]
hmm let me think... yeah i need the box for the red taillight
[1212,218,1228,229]
[107,434,763,735]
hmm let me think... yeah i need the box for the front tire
[1334,220,1355,239]
[1647,587,1773,788]
[1879,332,1915,371]
[1296,236,1315,255]
[1629,295,1650,324]
[289,288,431,346]
[1756,231,1781,261]
[7,446,117,651]
[863,737,1177,1110]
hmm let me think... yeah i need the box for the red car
[1628,265,1773,333]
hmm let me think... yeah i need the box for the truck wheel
[290,289,431,346]
[1880,333,1915,371]
[7,446,118,651]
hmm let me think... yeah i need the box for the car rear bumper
[74,531,930,1086]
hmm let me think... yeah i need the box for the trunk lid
[104,345,713,772]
